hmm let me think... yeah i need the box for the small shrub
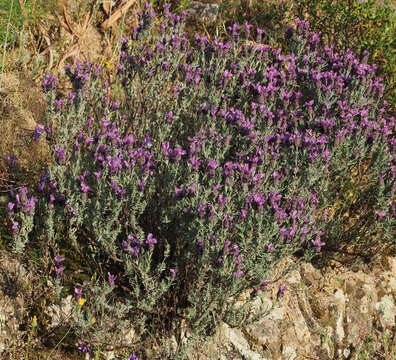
[4,3,395,357]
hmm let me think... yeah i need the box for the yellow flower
[78,298,86,307]
[102,61,111,68]
[32,315,37,328]
[91,317,96,324]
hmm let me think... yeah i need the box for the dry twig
[100,0,136,30]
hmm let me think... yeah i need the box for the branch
[100,0,137,30]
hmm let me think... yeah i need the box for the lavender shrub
[5,3,395,356]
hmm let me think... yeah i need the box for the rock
[46,295,76,328]
[219,323,265,360]
[376,294,395,329]
[189,256,396,359]
[1,252,395,358]
[185,1,220,24]
[0,251,31,353]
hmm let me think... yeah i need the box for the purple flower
[165,111,174,121]
[138,179,146,192]
[245,22,253,32]
[23,197,38,215]
[174,184,184,198]
[146,233,157,250]
[80,182,91,193]
[12,221,18,234]
[49,181,58,190]
[207,160,220,177]
[169,268,178,278]
[54,99,64,111]
[187,183,196,197]
[7,202,14,213]
[94,171,102,183]
[235,256,242,265]
[128,354,138,360]
[42,72,57,93]
[222,240,231,255]
[277,284,287,298]
[19,187,28,196]
[240,209,248,219]
[218,194,228,208]
[85,137,94,145]
[168,146,186,162]
[54,146,65,163]
[234,270,244,279]
[251,193,265,207]
[74,287,83,299]
[7,155,17,170]
[55,266,64,277]
[311,239,325,250]
[34,124,44,142]
[266,243,275,252]
[54,256,65,264]
[207,159,219,170]
[107,272,117,287]
[209,233,216,246]
[109,182,126,197]
[67,92,76,103]
[188,157,203,170]
[375,210,386,218]
[111,101,120,111]
[285,24,294,39]
[198,203,206,219]
[78,342,92,355]
[143,135,152,148]
[222,70,232,79]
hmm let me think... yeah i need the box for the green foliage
[0,0,58,50]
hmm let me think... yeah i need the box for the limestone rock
[185,1,220,24]
[0,251,31,353]
[190,256,396,359]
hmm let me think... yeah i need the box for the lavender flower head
[74,287,83,300]
[169,268,179,278]
[42,72,57,93]
[146,233,157,251]
[7,155,17,170]
[34,124,44,142]
[108,272,117,287]
[7,202,14,214]
[277,284,287,298]
[54,256,65,264]
[78,342,92,355]
[54,266,64,277]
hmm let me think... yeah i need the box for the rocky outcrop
[0,251,31,353]
[0,251,394,359]
[189,257,396,359]
[185,1,220,24]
